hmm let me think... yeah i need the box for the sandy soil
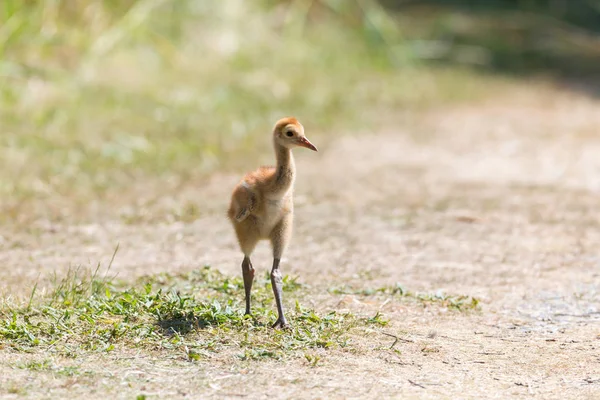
[1,88,599,399]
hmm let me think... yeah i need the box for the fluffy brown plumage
[228,117,317,328]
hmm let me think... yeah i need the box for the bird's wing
[234,182,256,222]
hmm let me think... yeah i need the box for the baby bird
[227,117,317,328]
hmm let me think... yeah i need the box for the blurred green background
[1,0,599,221]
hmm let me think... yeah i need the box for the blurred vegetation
[1,0,598,221]
[381,0,600,80]
[0,0,494,220]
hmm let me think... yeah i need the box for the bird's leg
[241,256,255,316]
[270,258,288,329]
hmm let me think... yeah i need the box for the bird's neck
[273,142,296,192]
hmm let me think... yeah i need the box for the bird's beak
[297,137,318,151]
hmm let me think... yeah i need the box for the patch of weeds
[0,265,362,362]
[329,283,480,311]
[15,360,82,377]
[416,291,480,311]
[365,311,390,326]
[304,352,322,367]
[184,346,206,362]
[240,348,282,361]
[16,359,53,371]
[283,275,303,292]
[55,366,80,377]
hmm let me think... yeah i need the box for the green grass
[0,265,358,361]
[328,283,480,311]
[0,263,478,362]
[0,0,506,223]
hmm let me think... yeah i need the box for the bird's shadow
[157,313,267,336]
[158,314,209,336]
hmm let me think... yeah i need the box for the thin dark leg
[242,256,255,315]
[270,258,288,328]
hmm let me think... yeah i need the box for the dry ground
[1,84,600,399]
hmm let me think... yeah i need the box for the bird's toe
[271,318,290,330]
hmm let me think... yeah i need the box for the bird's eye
[285,130,294,137]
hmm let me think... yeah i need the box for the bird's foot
[271,318,289,330]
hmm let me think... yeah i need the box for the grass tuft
[1,265,360,361]
[329,283,480,311]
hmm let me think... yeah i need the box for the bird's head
[272,117,318,151]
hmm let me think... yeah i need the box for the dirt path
[1,88,600,399]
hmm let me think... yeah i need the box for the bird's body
[228,165,293,246]
[228,117,317,328]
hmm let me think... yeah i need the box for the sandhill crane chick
[227,117,317,328]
